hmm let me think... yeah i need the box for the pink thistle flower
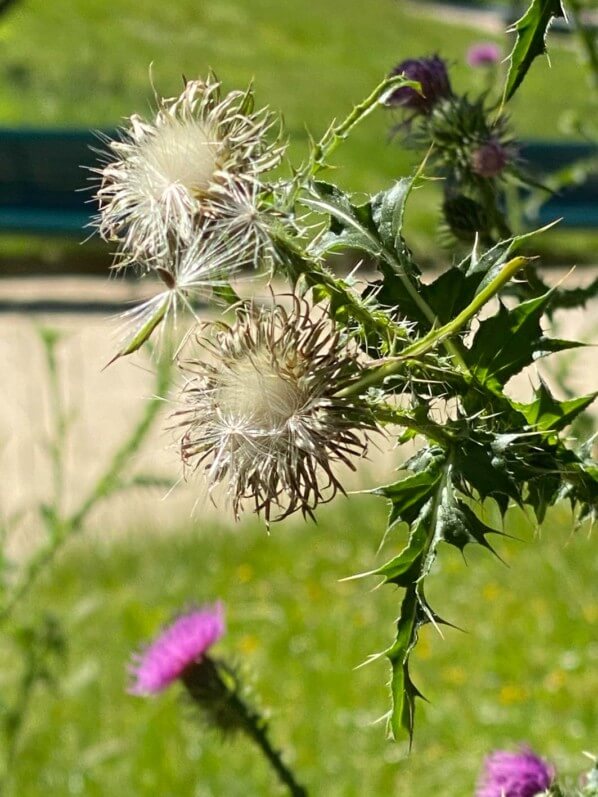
[476,746,555,797]
[129,604,225,695]
[467,42,502,68]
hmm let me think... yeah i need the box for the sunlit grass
[7,497,596,796]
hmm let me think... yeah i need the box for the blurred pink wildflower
[129,604,225,695]
[467,43,502,67]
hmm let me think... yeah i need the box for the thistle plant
[94,28,597,749]
[476,747,598,797]
[476,747,556,797]
[130,604,307,797]
[467,43,502,69]
[386,53,521,246]
[0,330,173,791]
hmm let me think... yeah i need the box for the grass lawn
[0,0,596,263]
[4,497,596,796]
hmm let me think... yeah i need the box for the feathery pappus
[176,297,378,521]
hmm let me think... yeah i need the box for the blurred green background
[6,500,596,796]
[0,0,596,264]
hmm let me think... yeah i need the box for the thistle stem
[273,228,409,345]
[338,256,530,398]
[0,353,172,624]
[233,696,308,797]
[288,73,419,205]
[183,659,308,797]
[372,405,454,445]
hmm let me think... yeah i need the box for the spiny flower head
[95,74,285,266]
[176,297,376,521]
[387,55,452,113]
[129,603,225,695]
[472,139,510,178]
[467,42,502,67]
[476,747,555,797]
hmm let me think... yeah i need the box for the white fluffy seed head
[176,298,377,521]
[94,75,285,268]
[134,119,220,201]
[216,349,311,430]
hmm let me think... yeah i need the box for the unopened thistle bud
[94,75,285,266]
[176,297,376,521]
[386,55,451,113]
[442,194,491,243]
[472,139,509,178]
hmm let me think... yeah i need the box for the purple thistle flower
[129,604,225,695]
[387,55,451,113]
[472,139,509,178]
[476,747,555,797]
[467,42,502,68]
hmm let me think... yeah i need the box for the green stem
[372,405,454,445]
[274,230,409,346]
[408,255,530,356]
[235,698,307,797]
[183,660,308,797]
[0,356,171,623]
[0,656,37,793]
[288,73,419,205]
[338,256,529,397]
[38,329,67,512]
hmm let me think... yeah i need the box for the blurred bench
[0,129,596,237]
[520,140,598,229]
[0,128,105,235]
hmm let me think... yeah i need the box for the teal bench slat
[520,140,598,229]
[0,208,91,233]
[0,128,109,235]
[0,130,596,235]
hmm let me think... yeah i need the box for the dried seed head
[176,298,376,521]
[94,75,285,266]
[114,234,247,356]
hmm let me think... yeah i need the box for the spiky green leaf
[466,292,582,389]
[504,0,565,101]
[375,469,442,529]
[305,182,381,259]
[516,380,598,433]
[370,178,413,256]
[385,585,426,743]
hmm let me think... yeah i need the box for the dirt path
[1,270,596,556]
